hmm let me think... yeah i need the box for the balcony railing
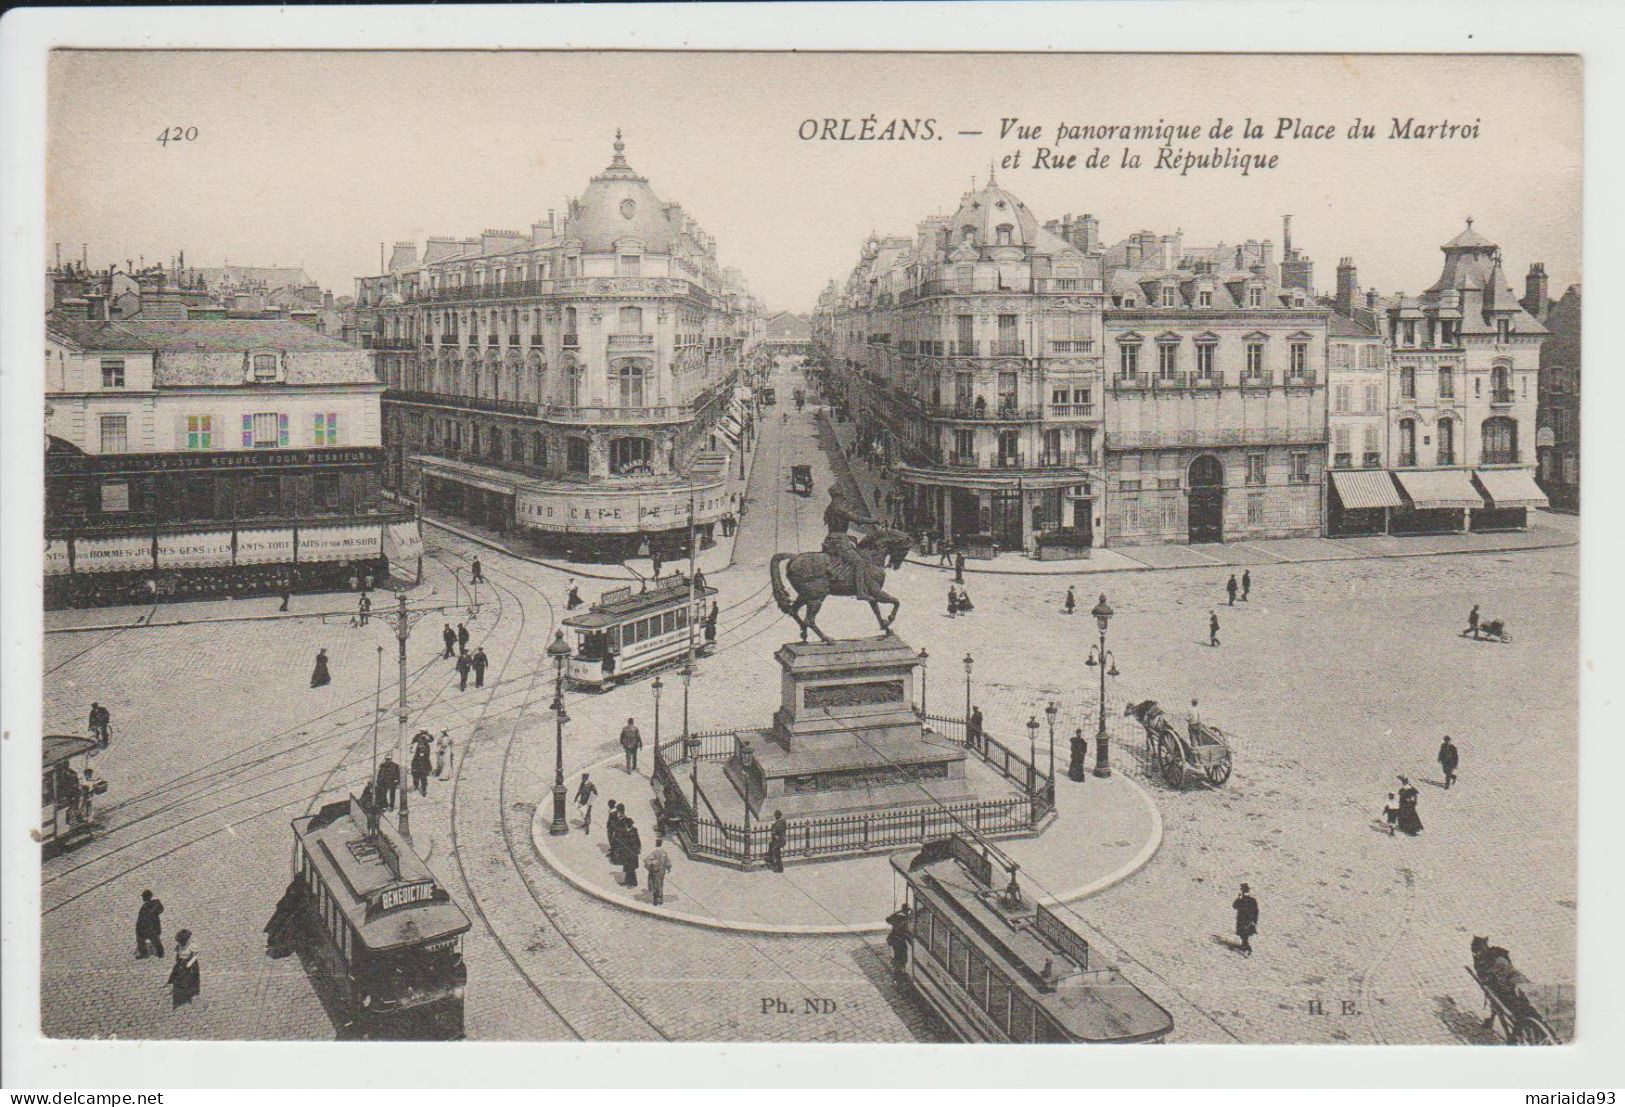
[1240,371,1273,387]
[1049,340,1095,354]
[1111,427,1329,450]
[1285,370,1318,386]
[1048,403,1096,418]
[947,452,980,468]
[951,340,979,357]
[366,337,417,350]
[1363,452,1384,468]
[1397,451,1418,467]
[386,389,540,417]
[990,453,1026,470]
[529,334,544,346]
[542,403,694,424]
[486,336,499,346]
[1333,453,1353,468]
[1153,372,1190,390]
[508,333,521,346]
[412,276,715,306]
[1033,451,1093,469]
[923,401,1044,421]
[1491,389,1516,405]
[1193,371,1225,387]
[1480,450,1521,465]
[1436,452,1456,466]
[562,334,580,348]
[1113,374,1147,390]
[439,335,458,345]
[989,339,1026,357]
[1032,277,1105,294]
[607,333,655,350]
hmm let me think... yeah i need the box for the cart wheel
[1159,744,1186,788]
[1499,631,1513,643]
[1513,1016,1558,1045]
[1208,756,1233,785]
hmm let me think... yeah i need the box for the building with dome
[820,172,1108,554]
[354,133,758,561]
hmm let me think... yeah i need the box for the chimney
[1335,257,1358,316]
[1260,239,1274,272]
[1522,262,1549,320]
[1080,214,1099,254]
[1282,215,1294,258]
[1366,289,1378,311]
[1125,238,1142,268]
[1159,235,1175,269]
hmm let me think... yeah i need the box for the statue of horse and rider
[770,491,913,643]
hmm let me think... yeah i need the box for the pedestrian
[704,602,718,645]
[436,730,453,780]
[278,588,291,613]
[693,568,707,592]
[767,809,787,873]
[946,583,959,618]
[651,551,663,578]
[456,650,472,692]
[1232,884,1259,956]
[954,550,966,583]
[969,706,984,750]
[1438,736,1460,788]
[470,556,484,584]
[1188,698,1202,740]
[574,773,597,833]
[621,819,642,888]
[937,539,952,567]
[620,717,643,773]
[136,890,165,959]
[375,754,400,812]
[1395,776,1423,835]
[471,646,489,689]
[166,929,201,1008]
[566,581,583,610]
[310,648,331,688]
[954,583,974,613]
[1209,611,1221,648]
[1226,574,1238,606]
[358,593,371,626]
[411,741,432,797]
[645,836,673,906]
[1068,728,1089,782]
[442,623,457,659]
[457,622,470,653]
[606,801,625,863]
[1381,793,1399,835]
[1241,569,1251,602]
[885,903,912,977]
[1064,586,1076,615]
[88,701,111,746]
[1466,604,1481,640]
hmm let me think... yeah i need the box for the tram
[42,735,107,852]
[890,836,1174,1043]
[289,796,471,1039]
[563,572,718,691]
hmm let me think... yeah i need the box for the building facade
[822,176,1107,554]
[1384,221,1547,533]
[44,318,409,608]
[1529,274,1580,511]
[1101,232,1329,546]
[1322,259,1395,535]
[354,134,754,562]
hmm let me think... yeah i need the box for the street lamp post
[652,675,664,756]
[393,591,413,840]
[1026,716,1039,797]
[1044,701,1058,806]
[918,649,929,715]
[547,630,572,835]
[962,653,974,749]
[1090,594,1115,778]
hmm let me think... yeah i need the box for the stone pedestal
[724,634,973,818]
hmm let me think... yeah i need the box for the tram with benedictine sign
[563,573,718,691]
[891,836,1173,1043]
[290,797,471,1039]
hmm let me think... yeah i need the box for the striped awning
[1474,468,1549,509]
[1330,470,1404,510]
[1393,468,1485,511]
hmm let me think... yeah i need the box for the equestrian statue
[770,489,913,643]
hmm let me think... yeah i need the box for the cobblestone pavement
[41,362,1576,1045]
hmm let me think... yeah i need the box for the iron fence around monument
[652,714,1051,868]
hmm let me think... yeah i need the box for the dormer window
[619,255,641,277]
[252,354,277,381]
[1123,294,1139,308]
[996,224,1014,246]
[1160,285,1178,308]
[1247,285,1263,308]
[1198,289,1212,308]
[1497,318,1511,342]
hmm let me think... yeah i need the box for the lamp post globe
[547,629,572,835]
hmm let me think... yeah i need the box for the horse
[1124,699,1171,732]
[769,526,914,643]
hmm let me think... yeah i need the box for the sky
[48,51,1581,314]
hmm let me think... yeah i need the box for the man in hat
[375,754,401,812]
[1438,735,1460,789]
[471,646,489,689]
[442,623,457,659]
[884,903,913,978]
[767,810,788,873]
[1209,610,1221,648]
[1233,883,1259,956]
[620,717,643,773]
[136,889,165,959]
[645,836,673,906]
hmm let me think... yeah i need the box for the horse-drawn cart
[1466,939,1572,1045]
[1124,700,1233,789]
[790,464,813,496]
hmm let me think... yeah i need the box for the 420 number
[156,126,198,146]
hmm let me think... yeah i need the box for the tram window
[1011,993,1035,1042]
[949,932,970,986]
[677,607,688,629]
[988,975,1013,1034]
[970,952,990,1010]
[914,905,932,949]
[662,611,676,634]
[929,911,949,961]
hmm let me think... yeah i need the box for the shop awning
[1474,468,1549,509]
[1393,468,1485,511]
[1330,470,1404,510]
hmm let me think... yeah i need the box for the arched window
[1437,417,1455,465]
[566,362,583,406]
[610,436,651,475]
[1491,364,1512,402]
[566,435,590,474]
[615,359,647,407]
[564,306,579,342]
[618,305,644,334]
[510,429,523,464]
[1399,418,1417,465]
[1481,417,1518,465]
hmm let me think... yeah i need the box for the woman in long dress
[1395,776,1423,835]
[166,929,201,1007]
[310,648,331,688]
[436,731,453,780]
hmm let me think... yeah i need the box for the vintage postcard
[2,11,1612,1091]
